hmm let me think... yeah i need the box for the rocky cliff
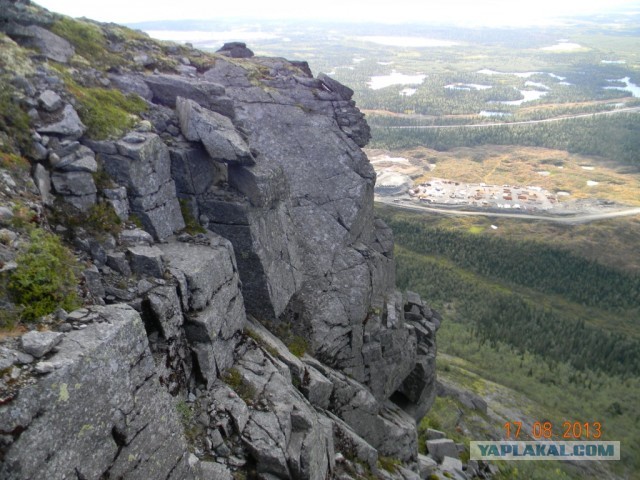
[0,1,460,478]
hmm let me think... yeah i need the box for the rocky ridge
[0,1,477,478]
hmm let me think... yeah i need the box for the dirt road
[375,197,640,224]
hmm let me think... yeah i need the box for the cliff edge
[0,1,455,478]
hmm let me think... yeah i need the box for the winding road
[375,197,640,224]
[379,106,640,130]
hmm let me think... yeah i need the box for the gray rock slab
[143,74,232,116]
[11,25,75,63]
[38,90,62,112]
[106,251,131,276]
[246,316,304,382]
[216,42,254,58]
[176,96,253,165]
[418,454,437,477]
[55,154,98,173]
[197,461,233,480]
[64,193,97,211]
[20,331,63,358]
[328,411,378,471]
[51,171,96,196]
[33,163,53,206]
[210,381,250,434]
[37,104,85,138]
[0,347,34,368]
[236,348,333,480]
[0,305,195,480]
[103,133,184,240]
[127,245,165,278]
[119,228,153,246]
[426,438,459,464]
[170,144,225,196]
[426,428,446,440]
[109,74,153,100]
[440,456,466,480]
[103,186,129,221]
[300,362,333,410]
[159,236,238,312]
[243,410,290,477]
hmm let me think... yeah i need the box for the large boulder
[143,74,234,118]
[101,132,185,240]
[5,24,74,63]
[0,305,194,480]
[50,170,97,211]
[216,42,254,58]
[37,104,86,138]
[176,96,254,165]
[159,234,246,383]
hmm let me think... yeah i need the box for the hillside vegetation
[378,206,640,478]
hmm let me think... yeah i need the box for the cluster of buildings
[408,178,559,211]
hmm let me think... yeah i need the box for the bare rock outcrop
[0,305,194,480]
[0,3,444,478]
[100,132,185,240]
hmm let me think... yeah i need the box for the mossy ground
[65,79,148,139]
[51,17,126,68]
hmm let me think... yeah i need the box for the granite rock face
[198,56,431,410]
[0,305,194,480]
[101,132,185,240]
[159,235,246,384]
[0,4,444,478]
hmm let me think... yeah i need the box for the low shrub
[8,228,80,321]
[287,335,308,358]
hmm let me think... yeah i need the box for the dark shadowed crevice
[139,297,165,340]
[190,349,207,388]
[390,390,414,412]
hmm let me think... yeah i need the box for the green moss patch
[286,335,308,358]
[8,229,81,322]
[179,199,206,235]
[0,87,32,155]
[65,80,147,139]
[50,17,122,67]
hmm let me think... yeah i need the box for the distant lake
[369,70,426,90]
[541,42,584,52]
[478,69,566,81]
[479,111,512,117]
[445,83,492,91]
[492,89,548,106]
[604,77,640,98]
[356,36,459,47]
